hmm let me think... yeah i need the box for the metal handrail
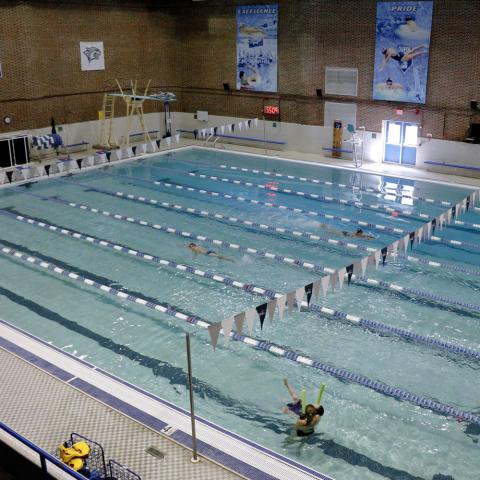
[0,422,86,480]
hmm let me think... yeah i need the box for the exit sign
[263,105,280,115]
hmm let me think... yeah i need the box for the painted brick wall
[1,0,479,139]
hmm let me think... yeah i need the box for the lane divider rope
[56,181,392,253]
[8,204,480,316]
[101,172,409,236]
[186,171,432,221]
[190,171,480,232]
[32,182,480,276]
[1,242,479,425]
[29,190,480,279]
[70,178,480,254]
[218,164,457,207]
[6,207,480,361]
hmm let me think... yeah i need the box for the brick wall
[0,0,179,131]
[172,0,480,140]
[1,0,479,139]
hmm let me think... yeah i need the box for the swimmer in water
[188,243,234,262]
[379,45,429,72]
[282,379,324,437]
[318,224,375,240]
[295,404,324,437]
[352,227,375,240]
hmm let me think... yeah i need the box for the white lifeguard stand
[344,124,365,168]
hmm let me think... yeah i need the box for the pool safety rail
[0,421,85,480]
[5,207,480,363]
[40,185,480,279]
[6,206,480,323]
[424,160,480,172]
[1,243,479,426]
[218,164,457,207]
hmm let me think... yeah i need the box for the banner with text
[373,1,433,104]
[236,4,278,93]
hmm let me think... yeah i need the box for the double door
[383,121,418,166]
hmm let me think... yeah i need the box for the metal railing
[0,422,86,479]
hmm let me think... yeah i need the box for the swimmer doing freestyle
[319,224,375,240]
[188,243,234,262]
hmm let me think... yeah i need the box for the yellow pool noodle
[316,383,326,405]
[300,388,307,413]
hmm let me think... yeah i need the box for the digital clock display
[263,105,280,115]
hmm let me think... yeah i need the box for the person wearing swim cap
[353,228,375,240]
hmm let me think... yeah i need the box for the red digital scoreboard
[263,105,280,115]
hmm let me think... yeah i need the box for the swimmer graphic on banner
[372,1,433,104]
[236,5,278,92]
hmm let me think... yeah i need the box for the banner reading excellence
[236,4,278,93]
[372,1,433,104]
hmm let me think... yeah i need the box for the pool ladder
[204,134,224,149]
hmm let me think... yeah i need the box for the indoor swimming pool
[0,147,479,480]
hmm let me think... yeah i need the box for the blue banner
[373,1,433,104]
[236,5,278,93]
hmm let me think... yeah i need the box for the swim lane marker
[218,164,458,207]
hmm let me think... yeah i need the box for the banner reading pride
[236,4,278,92]
[373,1,433,104]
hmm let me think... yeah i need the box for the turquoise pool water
[0,147,479,480]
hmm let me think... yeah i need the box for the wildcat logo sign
[80,42,105,71]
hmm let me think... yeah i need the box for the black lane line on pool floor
[0,237,196,319]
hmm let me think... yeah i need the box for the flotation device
[301,383,327,413]
[59,441,90,471]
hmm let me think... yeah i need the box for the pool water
[0,147,479,480]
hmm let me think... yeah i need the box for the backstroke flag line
[372,1,433,104]
[236,4,278,92]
